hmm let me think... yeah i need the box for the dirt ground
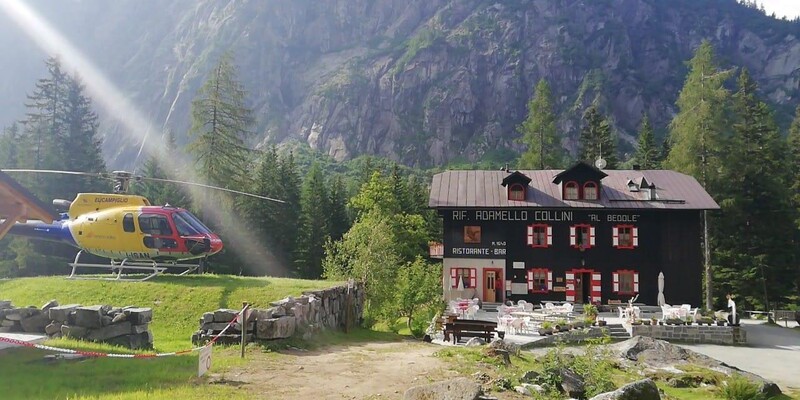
[211,341,462,399]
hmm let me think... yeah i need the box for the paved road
[678,319,800,392]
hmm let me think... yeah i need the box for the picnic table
[444,319,499,344]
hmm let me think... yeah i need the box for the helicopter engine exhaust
[53,199,72,211]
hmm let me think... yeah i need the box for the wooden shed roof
[428,169,720,210]
[0,170,56,223]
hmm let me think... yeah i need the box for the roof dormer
[552,161,607,201]
[501,171,531,201]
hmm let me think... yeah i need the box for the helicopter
[0,169,284,281]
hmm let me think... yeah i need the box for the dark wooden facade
[429,163,718,307]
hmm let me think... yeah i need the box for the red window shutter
[632,227,639,247]
[633,272,639,293]
[613,272,619,293]
[569,226,576,246]
[589,226,596,246]
[527,226,533,246]
[546,226,553,245]
[591,273,602,304]
[547,271,553,290]
[450,268,457,288]
[612,226,619,247]
[469,268,477,288]
[565,272,575,302]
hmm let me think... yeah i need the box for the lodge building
[428,162,719,307]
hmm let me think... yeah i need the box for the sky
[758,0,800,19]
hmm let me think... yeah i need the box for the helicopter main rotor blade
[1,169,109,178]
[142,176,287,204]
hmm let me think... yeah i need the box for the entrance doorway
[574,272,592,304]
[566,269,601,304]
[483,269,503,303]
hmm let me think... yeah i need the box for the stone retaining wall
[631,324,747,345]
[192,283,365,345]
[0,300,153,349]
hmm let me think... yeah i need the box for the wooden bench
[444,319,498,344]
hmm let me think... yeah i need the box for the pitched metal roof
[429,169,720,210]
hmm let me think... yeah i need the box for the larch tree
[664,40,733,309]
[187,53,253,190]
[579,103,618,169]
[634,114,659,169]
[518,79,565,169]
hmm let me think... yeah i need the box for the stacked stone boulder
[192,283,365,345]
[0,300,154,350]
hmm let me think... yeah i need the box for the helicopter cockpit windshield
[173,211,212,236]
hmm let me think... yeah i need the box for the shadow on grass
[0,347,201,399]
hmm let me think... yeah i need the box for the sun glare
[0,0,286,276]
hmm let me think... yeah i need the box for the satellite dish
[595,157,607,169]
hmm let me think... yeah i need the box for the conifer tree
[664,40,732,309]
[327,175,351,241]
[579,104,618,169]
[294,162,330,278]
[60,77,106,197]
[518,79,565,169]
[715,69,794,309]
[187,53,253,189]
[0,123,21,167]
[788,106,800,229]
[634,114,659,169]
[135,131,187,206]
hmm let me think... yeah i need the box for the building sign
[451,240,506,256]
[553,286,566,292]
[451,210,640,224]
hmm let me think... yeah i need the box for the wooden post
[240,302,249,359]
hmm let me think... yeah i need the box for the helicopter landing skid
[67,251,199,282]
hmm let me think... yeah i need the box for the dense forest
[1,39,799,328]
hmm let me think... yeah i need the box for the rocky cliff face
[1,0,798,168]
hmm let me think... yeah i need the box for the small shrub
[718,374,765,400]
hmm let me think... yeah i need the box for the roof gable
[552,161,608,184]
[501,171,532,187]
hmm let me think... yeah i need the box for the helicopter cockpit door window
[122,213,135,233]
[138,213,178,249]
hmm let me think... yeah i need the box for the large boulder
[559,368,586,399]
[613,336,691,365]
[590,378,660,400]
[403,377,483,400]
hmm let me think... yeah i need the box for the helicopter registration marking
[122,252,152,259]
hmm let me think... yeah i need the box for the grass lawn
[0,274,340,399]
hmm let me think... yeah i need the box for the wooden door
[574,274,584,304]
[484,270,497,303]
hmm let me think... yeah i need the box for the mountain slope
[0,0,798,168]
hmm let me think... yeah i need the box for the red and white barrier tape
[0,305,248,359]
